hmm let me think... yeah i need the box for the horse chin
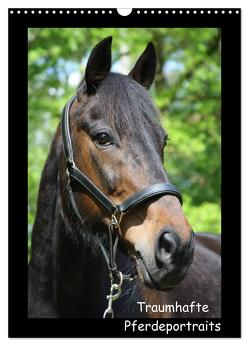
[135,256,184,292]
[136,257,155,288]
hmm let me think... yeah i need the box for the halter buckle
[67,158,76,170]
[66,159,76,188]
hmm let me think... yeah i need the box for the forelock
[96,73,165,142]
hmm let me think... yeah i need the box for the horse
[28,37,221,318]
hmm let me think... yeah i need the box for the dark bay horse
[28,37,221,318]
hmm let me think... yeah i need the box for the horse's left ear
[128,42,157,89]
[77,36,112,97]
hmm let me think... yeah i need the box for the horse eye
[94,132,113,146]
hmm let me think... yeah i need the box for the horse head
[59,36,195,291]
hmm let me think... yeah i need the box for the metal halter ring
[109,210,124,229]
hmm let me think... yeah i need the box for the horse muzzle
[135,227,195,290]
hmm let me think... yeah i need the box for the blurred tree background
[28,28,221,257]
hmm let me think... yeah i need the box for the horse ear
[77,36,112,96]
[128,42,157,89]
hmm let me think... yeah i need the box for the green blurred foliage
[28,28,221,255]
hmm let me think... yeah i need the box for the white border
[1,0,248,345]
[8,9,241,14]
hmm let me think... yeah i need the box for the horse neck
[29,131,108,317]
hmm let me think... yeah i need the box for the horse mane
[30,133,60,260]
[28,132,61,316]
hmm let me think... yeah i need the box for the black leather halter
[61,95,183,317]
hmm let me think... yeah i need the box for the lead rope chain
[103,211,135,318]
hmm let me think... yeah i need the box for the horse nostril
[161,232,176,256]
[155,228,179,265]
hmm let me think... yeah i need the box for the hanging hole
[117,8,132,16]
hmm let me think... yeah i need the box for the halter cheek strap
[61,96,183,318]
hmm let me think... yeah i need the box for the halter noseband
[61,96,183,318]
